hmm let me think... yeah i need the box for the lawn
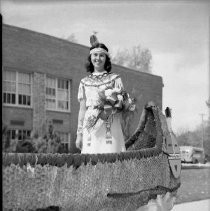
[175,167,210,204]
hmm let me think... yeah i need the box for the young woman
[75,41,176,211]
[76,43,126,154]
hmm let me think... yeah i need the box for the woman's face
[91,51,106,72]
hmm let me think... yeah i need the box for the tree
[2,124,11,152]
[65,33,78,43]
[112,45,152,73]
[32,121,68,153]
[203,122,210,160]
[176,122,210,159]
[3,120,68,153]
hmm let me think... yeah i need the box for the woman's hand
[136,192,176,211]
[156,192,176,211]
[76,133,83,150]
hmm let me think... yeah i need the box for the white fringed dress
[78,72,126,154]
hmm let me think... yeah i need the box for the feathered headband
[89,33,109,56]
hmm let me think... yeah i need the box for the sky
[1,0,210,133]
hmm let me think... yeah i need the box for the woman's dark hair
[85,43,112,73]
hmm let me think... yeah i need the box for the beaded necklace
[89,72,109,80]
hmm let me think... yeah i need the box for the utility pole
[207,16,210,124]
[200,113,205,149]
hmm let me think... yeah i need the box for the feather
[90,33,99,46]
[165,107,171,118]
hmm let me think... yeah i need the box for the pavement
[172,199,210,211]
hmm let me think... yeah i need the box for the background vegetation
[176,123,210,160]
[2,122,68,154]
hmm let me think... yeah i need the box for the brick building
[2,24,163,152]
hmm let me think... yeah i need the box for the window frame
[56,131,71,151]
[6,129,31,141]
[45,76,71,112]
[3,70,33,108]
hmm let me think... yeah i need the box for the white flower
[104,88,114,97]
[117,94,123,101]
[128,97,132,104]
[104,88,122,97]
[112,88,122,93]
[129,104,136,111]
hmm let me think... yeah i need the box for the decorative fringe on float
[2,106,181,211]
[3,154,180,211]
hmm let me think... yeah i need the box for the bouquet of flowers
[85,87,136,131]
[98,87,136,115]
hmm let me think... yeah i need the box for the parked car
[180,146,206,164]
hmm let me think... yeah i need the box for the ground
[176,165,210,204]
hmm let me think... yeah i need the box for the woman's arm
[76,99,86,150]
[136,192,176,211]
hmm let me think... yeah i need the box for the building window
[46,77,71,112]
[3,70,32,107]
[3,71,16,104]
[18,72,32,106]
[6,129,16,140]
[46,77,56,109]
[57,132,70,151]
[7,129,31,141]
[5,129,31,152]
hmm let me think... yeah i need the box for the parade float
[3,105,181,211]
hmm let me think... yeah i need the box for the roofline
[112,63,162,79]
[3,23,89,50]
[3,23,162,79]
